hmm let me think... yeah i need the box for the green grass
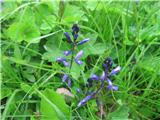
[1,0,160,120]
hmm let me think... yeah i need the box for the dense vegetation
[1,1,160,120]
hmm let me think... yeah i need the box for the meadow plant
[56,24,90,87]
[56,24,121,107]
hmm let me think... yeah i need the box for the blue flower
[77,38,90,46]
[75,50,83,59]
[74,59,83,65]
[89,74,99,80]
[64,50,71,56]
[64,32,72,43]
[76,88,81,93]
[77,92,95,107]
[106,85,118,91]
[72,24,79,36]
[74,50,83,65]
[100,71,105,81]
[56,57,66,62]
[102,57,113,70]
[68,78,71,87]
[73,33,78,40]
[110,66,121,76]
[56,57,69,67]
[106,79,118,91]
[62,61,69,67]
[62,74,68,82]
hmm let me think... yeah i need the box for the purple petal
[72,24,79,35]
[64,32,72,43]
[77,38,90,45]
[73,33,78,40]
[64,50,71,56]
[62,74,68,82]
[100,71,105,81]
[110,66,121,76]
[77,94,92,107]
[106,85,118,91]
[106,85,112,90]
[56,57,66,62]
[112,86,118,91]
[107,79,112,86]
[89,74,99,80]
[74,59,83,65]
[68,79,71,87]
[75,50,83,59]
[76,88,81,93]
[63,61,69,67]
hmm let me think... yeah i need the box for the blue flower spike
[77,38,90,46]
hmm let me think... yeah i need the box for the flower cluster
[77,57,121,107]
[56,24,90,87]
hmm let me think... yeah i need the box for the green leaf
[42,33,68,62]
[86,1,99,11]
[40,0,59,16]
[40,15,57,34]
[20,83,35,94]
[0,87,12,100]
[70,62,85,80]
[7,22,40,42]
[137,56,160,74]
[14,45,22,60]
[34,3,53,25]
[108,106,129,120]
[40,88,70,120]
[62,4,84,22]
[83,43,107,56]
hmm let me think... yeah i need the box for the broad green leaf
[86,1,99,11]
[108,106,129,120]
[40,15,57,34]
[6,22,40,42]
[70,62,85,80]
[40,88,70,120]
[40,0,59,16]
[62,4,84,22]
[16,6,35,23]
[42,33,69,62]
[34,3,53,25]
[83,43,107,57]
